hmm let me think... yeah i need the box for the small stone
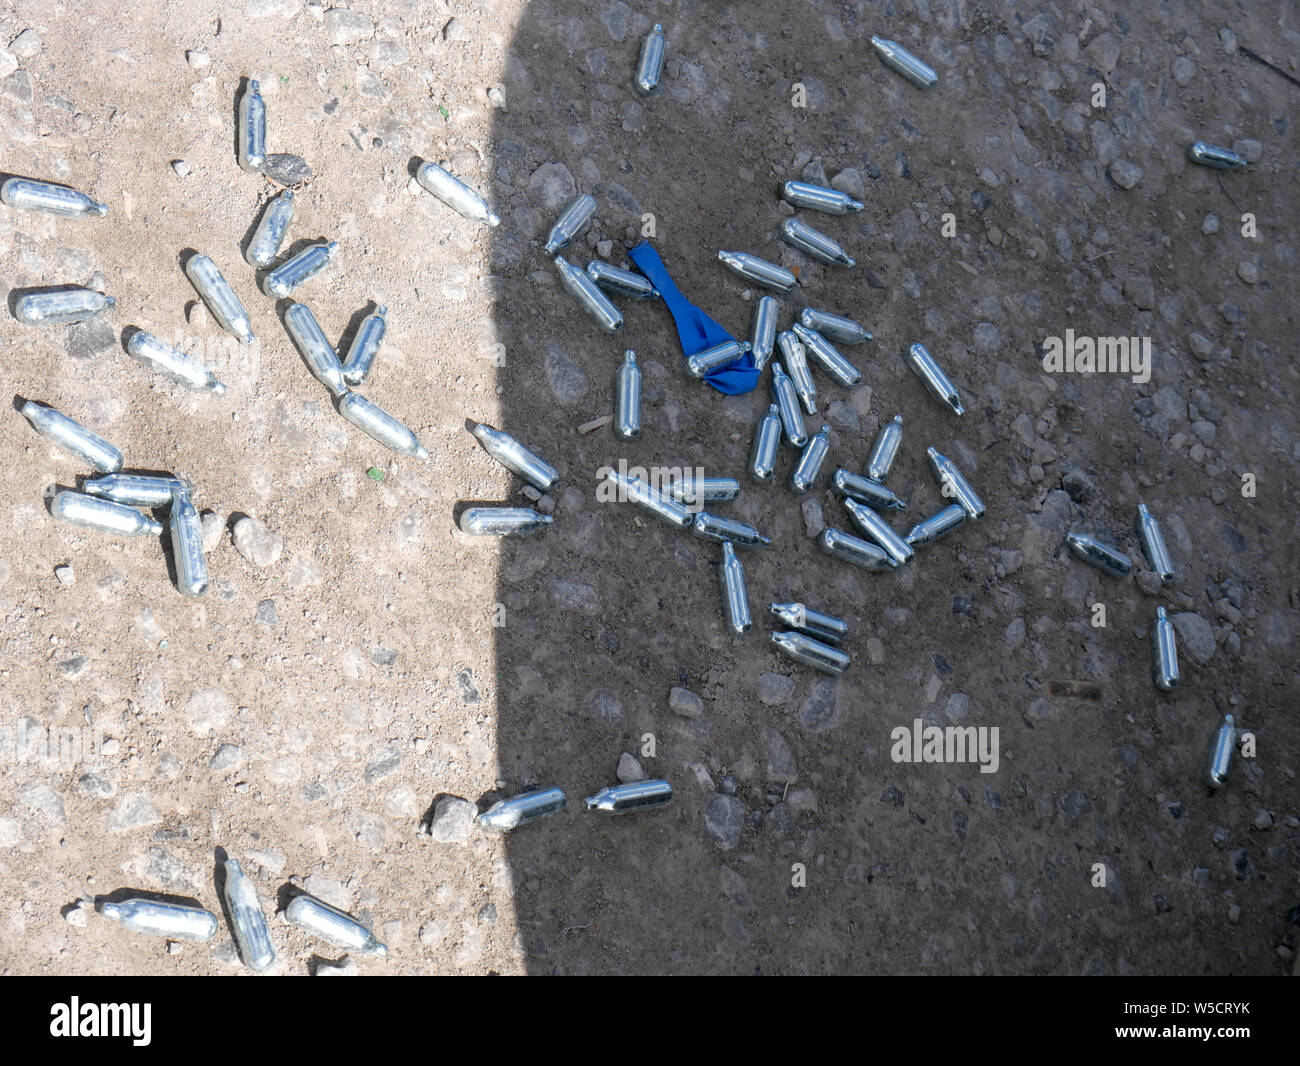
[61,901,90,927]
[1220,27,1238,54]
[616,752,645,783]
[1237,261,1258,285]
[200,511,224,552]
[323,7,373,45]
[1231,139,1262,164]
[1123,277,1154,310]
[1136,570,1162,596]
[442,16,471,43]
[171,160,191,178]
[1202,214,1219,234]
[232,516,283,567]
[528,162,577,211]
[9,29,42,58]
[315,956,358,976]
[186,50,210,69]
[54,565,75,586]
[787,789,818,815]
[1171,612,1215,665]
[185,688,231,735]
[668,686,704,719]
[0,48,16,79]
[830,167,865,201]
[1253,809,1274,831]
[1171,55,1195,85]
[427,796,475,844]
[1188,333,1214,360]
[486,83,506,110]
[1227,903,1241,924]
[704,794,745,850]
[209,744,245,771]
[801,498,824,537]
[1108,159,1142,189]
[66,319,116,360]
[756,672,795,706]
[166,941,184,955]
[106,793,161,832]
[261,153,313,186]
[255,599,278,626]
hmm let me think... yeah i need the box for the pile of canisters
[98,851,387,972]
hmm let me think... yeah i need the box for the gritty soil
[0,0,1296,976]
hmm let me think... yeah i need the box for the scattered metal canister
[906,343,963,414]
[13,287,115,326]
[870,36,938,88]
[1066,532,1132,577]
[51,491,162,538]
[1152,606,1180,693]
[544,194,598,255]
[98,898,218,942]
[771,630,850,675]
[780,217,855,267]
[415,161,500,226]
[634,24,666,96]
[458,507,552,536]
[719,541,752,635]
[245,189,295,268]
[185,255,254,344]
[586,779,673,813]
[284,893,387,956]
[818,527,898,571]
[555,256,624,333]
[717,250,797,293]
[476,787,567,830]
[21,401,123,472]
[779,180,863,215]
[768,602,848,644]
[1,177,107,218]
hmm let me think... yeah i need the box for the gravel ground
[0,0,1296,976]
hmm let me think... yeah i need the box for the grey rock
[798,678,839,733]
[704,794,745,850]
[763,726,796,781]
[668,686,704,718]
[428,796,475,844]
[54,565,75,586]
[1108,159,1142,189]
[232,516,283,567]
[67,319,116,360]
[616,752,645,783]
[9,29,42,58]
[756,672,795,706]
[255,598,278,626]
[1171,612,1215,664]
[544,345,588,405]
[324,8,373,45]
[107,793,161,832]
[2,69,32,103]
[209,744,245,771]
[184,688,230,735]
[830,167,865,201]
[1202,213,1220,234]
[1187,333,1213,360]
[1171,56,1195,85]
[1231,139,1262,164]
[261,153,313,186]
[801,498,824,537]
[528,162,577,211]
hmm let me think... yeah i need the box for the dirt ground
[0,0,1296,976]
